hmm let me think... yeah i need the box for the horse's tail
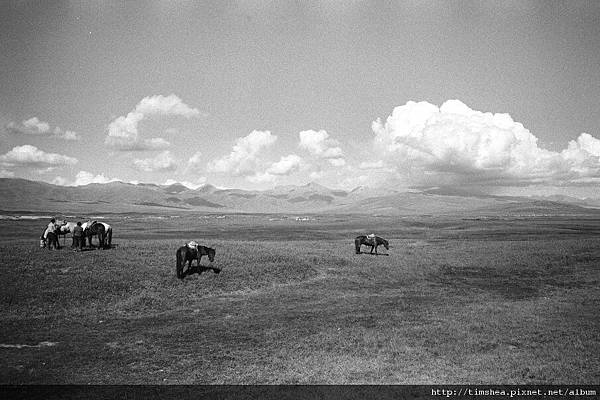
[176,247,184,279]
[355,238,361,254]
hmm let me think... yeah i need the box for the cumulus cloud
[105,94,199,151]
[247,172,276,184]
[560,133,600,182]
[73,171,121,185]
[371,100,600,186]
[22,117,50,133]
[0,145,78,168]
[50,171,122,186]
[266,154,303,175]
[207,130,277,176]
[133,151,177,172]
[51,171,122,186]
[245,154,304,184]
[52,128,80,141]
[6,117,80,140]
[163,178,207,189]
[187,151,203,168]
[309,171,324,180]
[299,130,344,159]
[358,160,385,170]
[327,158,346,167]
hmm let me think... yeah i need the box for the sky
[1,1,599,198]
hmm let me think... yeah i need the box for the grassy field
[0,213,599,384]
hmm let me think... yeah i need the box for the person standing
[73,221,84,251]
[44,218,57,239]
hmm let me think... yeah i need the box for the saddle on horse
[366,233,376,244]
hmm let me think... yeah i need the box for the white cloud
[327,158,346,167]
[208,130,277,176]
[6,117,80,140]
[557,133,600,184]
[266,154,303,175]
[358,160,385,169]
[51,171,122,186]
[187,151,203,168]
[0,145,78,168]
[309,171,324,180]
[73,171,121,185]
[133,151,177,172]
[105,136,170,151]
[22,117,50,133]
[163,178,207,189]
[299,130,344,159]
[105,94,199,150]
[371,99,600,186]
[135,95,200,117]
[247,172,276,184]
[52,128,80,141]
[246,154,304,184]
[50,176,70,186]
[144,137,171,149]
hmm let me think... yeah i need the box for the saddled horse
[355,235,389,255]
[40,228,60,250]
[55,221,78,246]
[176,244,216,279]
[82,221,112,249]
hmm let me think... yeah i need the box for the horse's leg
[374,244,378,255]
[370,245,374,254]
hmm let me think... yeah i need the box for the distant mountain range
[1,178,599,216]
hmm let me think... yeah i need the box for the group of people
[42,218,85,251]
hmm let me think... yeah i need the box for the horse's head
[208,247,216,262]
[382,239,389,250]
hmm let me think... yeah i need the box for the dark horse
[355,235,389,255]
[83,221,108,249]
[40,229,60,250]
[176,245,216,279]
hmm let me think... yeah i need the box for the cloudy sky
[1,1,599,198]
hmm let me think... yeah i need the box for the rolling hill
[0,178,598,216]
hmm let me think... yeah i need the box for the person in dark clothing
[73,222,84,251]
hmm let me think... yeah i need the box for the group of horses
[39,219,388,279]
[41,220,113,250]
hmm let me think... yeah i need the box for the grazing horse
[40,228,60,250]
[355,235,389,255]
[176,244,216,279]
[55,221,78,246]
[82,221,107,249]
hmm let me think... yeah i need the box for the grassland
[0,213,599,383]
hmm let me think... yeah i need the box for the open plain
[1,212,599,384]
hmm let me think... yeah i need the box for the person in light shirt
[43,218,58,240]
